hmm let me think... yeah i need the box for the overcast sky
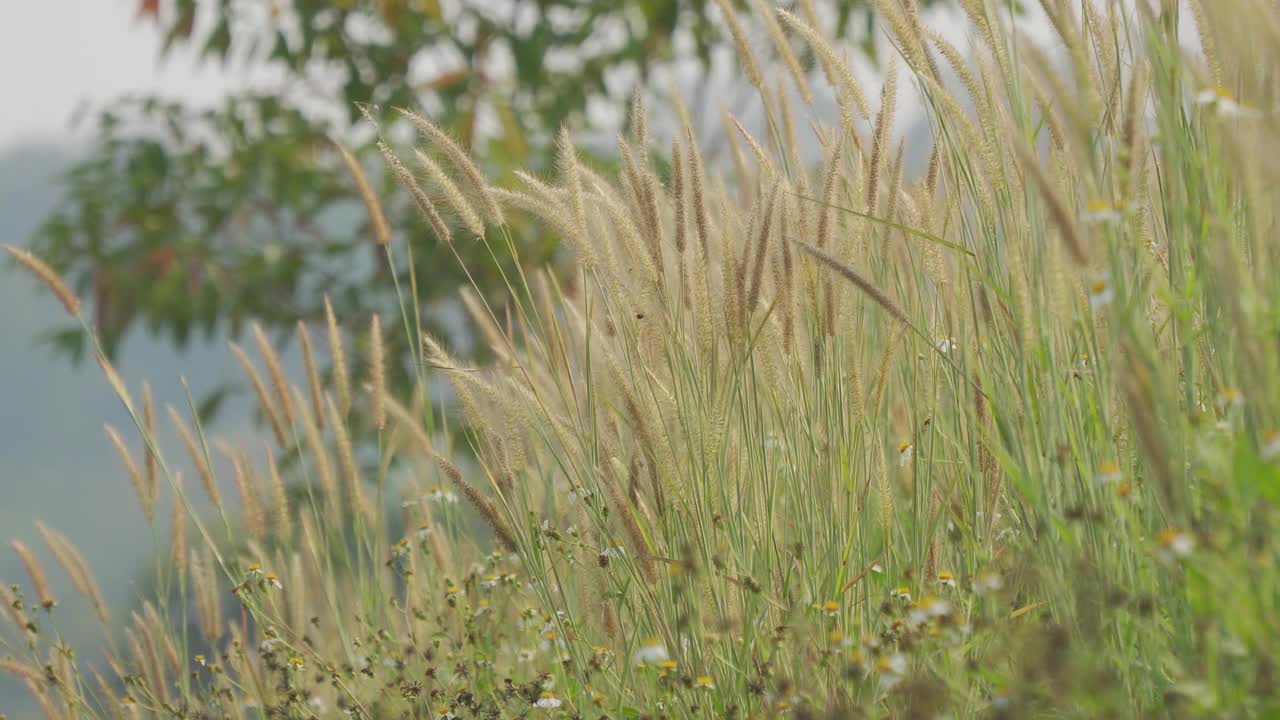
[0,0,246,149]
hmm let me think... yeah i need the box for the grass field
[5,0,1280,717]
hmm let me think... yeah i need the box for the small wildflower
[870,562,884,574]
[591,692,605,705]
[1157,528,1194,561]
[936,337,957,354]
[633,638,670,665]
[446,584,461,596]
[245,563,264,580]
[1262,430,1280,461]
[898,441,913,466]
[829,630,853,648]
[1081,199,1122,224]
[1217,387,1244,409]
[415,525,433,541]
[194,654,206,667]
[264,572,283,590]
[821,600,840,617]
[534,691,562,709]
[287,656,305,670]
[891,586,912,602]
[937,571,956,588]
[259,637,282,653]
[878,653,908,689]
[480,574,498,588]
[426,486,459,504]
[1194,86,1263,118]
[695,675,716,689]
[1096,461,1122,484]
[974,571,1004,595]
[1088,276,1114,309]
[657,659,678,672]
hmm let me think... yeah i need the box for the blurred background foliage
[25,0,924,425]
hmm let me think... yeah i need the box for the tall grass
[5,0,1280,717]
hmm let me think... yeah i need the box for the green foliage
[25,0,907,420]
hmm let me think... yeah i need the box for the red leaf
[137,0,160,21]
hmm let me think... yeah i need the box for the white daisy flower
[1081,199,1122,224]
[1088,276,1114,309]
[1096,461,1122,484]
[1262,430,1280,461]
[1194,87,1263,118]
[937,570,956,588]
[534,691,562,709]
[1157,527,1195,562]
[898,441,914,466]
[633,638,670,665]
[974,571,1004,595]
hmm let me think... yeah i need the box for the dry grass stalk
[11,541,54,609]
[381,141,453,246]
[415,149,486,238]
[791,240,910,326]
[35,522,108,624]
[327,393,366,517]
[264,444,292,541]
[333,141,392,245]
[218,442,265,542]
[324,294,352,416]
[104,424,152,524]
[251,322,295,426]
[296,320,326,431]
[713,0,764,89]
[754,0,813,103]
[368,313,386,431]
[400,109,504,226]
[4,245,80,317]
[229,342,289,448]
[141,381,158,514]
[294,386,342,525]
[167,405,222,511]
[170,473,188,574]
[1013,142,1090,266]
[776,9,871,118]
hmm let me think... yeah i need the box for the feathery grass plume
[167,405,221,510]
[730,114,777,179]
[296,319,326,431]
[293,386,342,525]
[380,140,453,246]
[333,140,392,245]
[606,457,657,582]
[11,541,54,609]
[324,294,352,416]
[754,0,812,103]
[671,139,687,256]
[776,8,871,119]
[557,127,599,271]
[35,522,108,624]
[791,240,910,326]
[618,141,664,280]
[170,472,188,574]
[866,59,899,215]
[0,656,43,685]
[218,442,265,542]
[873,0,932,77]
[684,127,711,257]
[251,322,295,426]
[713,0,764,89]
[368,313,386,431]
[746,177,781,313]
[140,381,158,512]
[264,444,292,541]
[4,245,80,317]
[875,442,893,536]
[229,341,289,448]
[104,424,152,524]
[869,326,903,415]
[94,349,135,415]
[0,583,32,639]
[190,546,222,644]
[1187,0,1223,88]
[415,148,485,238]
[385,397,517,551]
[22,678,59,720]
[400,109,504,226]
[326,393,366,518]
[1012,141,1090,266]
[141,600,181,676]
